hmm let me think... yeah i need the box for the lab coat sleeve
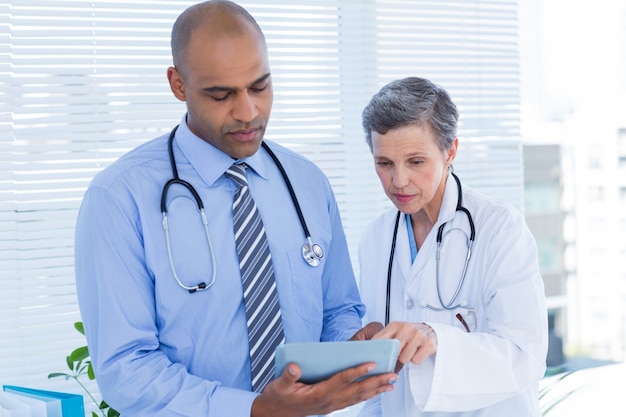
[410,206,548,412]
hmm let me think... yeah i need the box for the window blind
[0,0,188,398]
[0,0,522,410]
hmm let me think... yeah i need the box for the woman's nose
[392,167,410,188]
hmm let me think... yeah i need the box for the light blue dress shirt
[74,116,365,417]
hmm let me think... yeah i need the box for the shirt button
[405,298,415,309]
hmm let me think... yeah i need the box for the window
[525,182,561,212]
[536,238,560,270]
[1,0,523,407]
[588,185,605,202]
[588,156,601,170]
[619,127,626,144]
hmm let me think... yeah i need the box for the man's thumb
[279,363,301,385]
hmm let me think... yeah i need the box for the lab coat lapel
[393,212,413,285]
[405,174,459,286]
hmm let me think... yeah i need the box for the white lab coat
[358,174,548,417]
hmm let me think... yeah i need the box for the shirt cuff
[210,386,259,417]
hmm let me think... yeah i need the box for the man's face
[168,27,273,159]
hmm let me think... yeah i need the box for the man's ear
[167,66,186,102]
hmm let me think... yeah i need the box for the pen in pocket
[456,313,471,332]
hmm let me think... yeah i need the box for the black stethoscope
[161,125,324,293]
[385,172,476,325]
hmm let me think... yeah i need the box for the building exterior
[523,144,568,366]
[520,0,626,367]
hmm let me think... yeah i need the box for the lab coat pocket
[425,307,477,333]
[452,307,477,333]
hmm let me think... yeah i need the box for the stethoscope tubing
[161,125,323,292]
[261,141,312,239]
[385,211,402,326]
[385,172,475,325]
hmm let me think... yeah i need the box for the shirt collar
[437,173,461,226]
[174,115,271,186]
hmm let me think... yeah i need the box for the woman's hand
[372,322,437,371]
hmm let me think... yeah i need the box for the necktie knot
[225,163,248,189]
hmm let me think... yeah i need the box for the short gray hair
[361,77,458,153]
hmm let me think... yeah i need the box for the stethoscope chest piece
[302,242,324,267]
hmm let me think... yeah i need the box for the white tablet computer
[274,339,400,384]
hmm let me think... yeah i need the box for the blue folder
[2,385,84,417]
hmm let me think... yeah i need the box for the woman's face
[372,123,457,216]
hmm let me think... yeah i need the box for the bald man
[74,1,396,416]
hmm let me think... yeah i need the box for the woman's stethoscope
[161,125,324,293]
[385,172,476,325]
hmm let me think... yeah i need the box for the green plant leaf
[88,362,96,380]
[70,346,89,362]
[540,370,576,401]
[542,389,578,415]
[539,370,580,415]
[75,321,85,335]
[54,321,119,417]
[65,355,74,371]
[544,365,568,377]
[48,372,71,379]
[77,363,90,377]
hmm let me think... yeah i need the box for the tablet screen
[274,339,400,384]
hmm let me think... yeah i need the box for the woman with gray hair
[358,77,548,416]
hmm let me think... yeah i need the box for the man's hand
[250,361,396,417]
[372,322,437,372]
[349,322,384,341]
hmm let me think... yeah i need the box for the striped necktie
[225,163,285,393]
